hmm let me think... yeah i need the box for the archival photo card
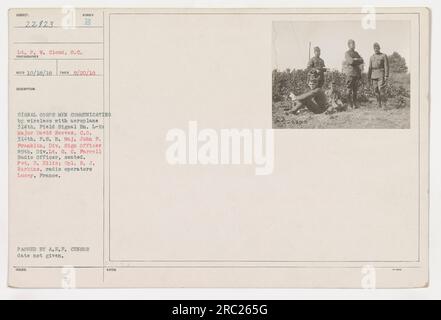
[8,7,430,288]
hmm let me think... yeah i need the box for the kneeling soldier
[290,75,329,115]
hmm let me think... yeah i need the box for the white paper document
[8,7,430,288]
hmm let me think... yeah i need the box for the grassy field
[272,97,410,129]
[272,67,411,129]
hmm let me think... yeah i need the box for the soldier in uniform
[344,39,364,108]
[290,73,329,114]
[368,42,390,108]
[307,46,327,88]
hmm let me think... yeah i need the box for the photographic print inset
[272,20,411,129]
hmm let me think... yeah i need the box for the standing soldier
[344,39,364,108]
[307,46,327,88]
[368,42,390,108]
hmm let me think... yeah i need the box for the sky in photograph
[272,20,411,71]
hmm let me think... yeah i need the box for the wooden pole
[308,42,311,61]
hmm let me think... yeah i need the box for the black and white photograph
[1,1,439,301]
[272,20,411,129]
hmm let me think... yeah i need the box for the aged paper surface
[8,7,430,288]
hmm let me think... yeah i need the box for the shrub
[272,68,410,107]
